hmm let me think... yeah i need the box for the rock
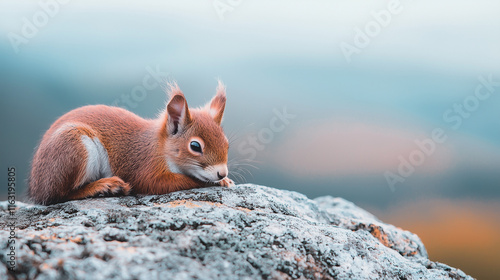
[0,184,473,280]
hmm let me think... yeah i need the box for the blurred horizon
[1,1,499,279]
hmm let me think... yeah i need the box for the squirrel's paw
[95,177,131,196]
[219,177,235,187]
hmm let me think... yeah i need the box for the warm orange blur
[268,121,459,177]
[373,199,500,280]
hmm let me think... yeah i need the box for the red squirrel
[28,81,234,205]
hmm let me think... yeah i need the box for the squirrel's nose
[214,164,228,180]
[217,171,226,180]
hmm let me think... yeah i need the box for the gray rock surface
[0,184,473,280]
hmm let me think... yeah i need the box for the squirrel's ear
[166,88,191,135]
[205,80,226,125]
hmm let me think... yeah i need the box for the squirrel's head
[163,81,229,184]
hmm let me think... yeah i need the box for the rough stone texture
[0,184,473,280]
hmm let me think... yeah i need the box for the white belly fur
[80,135,113,185]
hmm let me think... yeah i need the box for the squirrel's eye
[190,141,202,153]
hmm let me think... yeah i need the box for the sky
[1,1,499,278]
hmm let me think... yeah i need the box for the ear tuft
[166,81,183,99]
[216,80,226,98]
[204,80,227,125]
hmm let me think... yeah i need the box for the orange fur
[29,82,233,205]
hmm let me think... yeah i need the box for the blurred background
[1,0,499,278]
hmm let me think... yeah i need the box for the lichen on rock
[0,184,473,280]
